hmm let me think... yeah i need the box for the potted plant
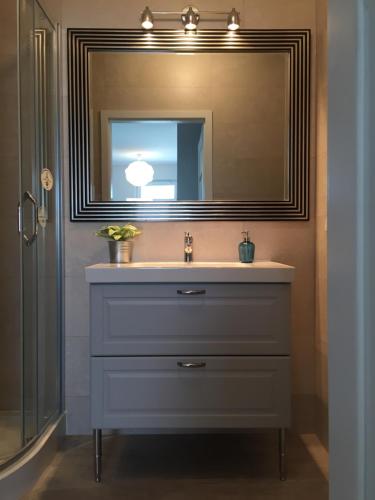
[95,224,142,263]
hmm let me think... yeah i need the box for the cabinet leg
[94,429,102,483]
[278,428,287,481]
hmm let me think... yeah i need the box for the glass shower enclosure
[0,0,62,465]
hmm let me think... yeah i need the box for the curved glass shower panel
[19,0,62,445]
[0,0,61,466]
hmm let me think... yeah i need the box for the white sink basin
[85,261,295,283]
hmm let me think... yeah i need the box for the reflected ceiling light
[181,6,200,31]
[140,6,154,30]
[227,8,240,31]
[125,159,154,187]
[115,150,160,161]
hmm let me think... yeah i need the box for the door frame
[328,0,374,499]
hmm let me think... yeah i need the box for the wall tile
[243,0,316,28]
[65,337,90,397]
[60,0,321,434]
[38,0,62,24]
[0,2,17,53]
[62,0,244,29]
[64,221,108,278]
[65,396,91,434]
[65,276,90,337]
[291,335,316,395]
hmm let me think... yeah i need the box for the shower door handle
[21,191,39,247]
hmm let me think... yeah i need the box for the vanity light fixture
[140,6,154,30]
[125,158,154,187]
[140,6,240,31]
[227,8,240,31]
[181,6,200,31]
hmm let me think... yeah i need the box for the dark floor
[25,432,328,500]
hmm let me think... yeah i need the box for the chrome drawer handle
[177,362,206,369]
[177,289,206,295]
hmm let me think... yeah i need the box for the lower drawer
[91,356,290,429]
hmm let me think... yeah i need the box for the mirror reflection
[89,51,290,202]
[102,118,208,201]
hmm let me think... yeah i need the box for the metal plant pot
[108,240,133,264]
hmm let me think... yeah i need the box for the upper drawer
[90,283,291,356]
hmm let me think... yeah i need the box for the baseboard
[300,433,329,480]
[0,413,65,500]
[315,396,329,450]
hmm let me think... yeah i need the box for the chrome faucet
[184,232,193,262]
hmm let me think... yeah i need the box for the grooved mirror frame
[68,29,310,221]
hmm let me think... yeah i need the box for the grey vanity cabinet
[89,281,292,482]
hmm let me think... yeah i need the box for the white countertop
[85,261,295,283]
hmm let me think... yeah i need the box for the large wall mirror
[68,30,310,221]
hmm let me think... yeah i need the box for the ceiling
[111,121,178,166]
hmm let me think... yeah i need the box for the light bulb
[182,7,199,31]
[227,8,240,31]
[141,6,154,30]
[125,160,154,187]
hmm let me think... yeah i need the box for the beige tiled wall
[315,0,328,449]
[0,0,21,411]
[53,0,319,434]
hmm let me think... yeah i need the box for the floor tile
[25,432,328,500]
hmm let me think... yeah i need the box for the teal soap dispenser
[238,231,255,263]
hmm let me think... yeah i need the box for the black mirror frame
[68,29,310,221]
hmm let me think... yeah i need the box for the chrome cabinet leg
[278,428,287,481]
[94,429,102,483]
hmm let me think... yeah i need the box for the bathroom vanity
[85,261,295,482]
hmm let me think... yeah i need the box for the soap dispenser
[238,231,255,263]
